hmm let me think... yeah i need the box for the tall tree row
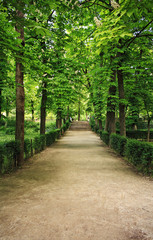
[0,0,152,166]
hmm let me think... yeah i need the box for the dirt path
[0,130,153,240]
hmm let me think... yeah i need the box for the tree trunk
[117,65,126,136]
[40,81,47,134]
[78,100,80,121]
[15,9,25,167]
[99,119,102,130]
[56,109,62,128]
[31,100,34,121]
[105,70,116,135]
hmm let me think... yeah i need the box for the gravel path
[0,130,153,240]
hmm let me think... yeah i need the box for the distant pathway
[0,126,153,240]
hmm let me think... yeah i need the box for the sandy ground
[0,130,153,240]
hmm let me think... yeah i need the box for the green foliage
[45,121,56,132]
[89,118,96,131]
[0,119,5,126]
[126,130,153,140]
[0,0,153,173]
[54,129,61,139]
[0,140,20,174]
[0,121,70,174]
[46,130,57,146]
[99,131,109,146]
[60,121,70,134]
[5,127,15,135]
[24,139,31,159]
[110,134,127,156]
[125,140,153,174]
[89,117,99,133]
[98,132,153,175]
[34,135,46,153]
[6,119,16,127]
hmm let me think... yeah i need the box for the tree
[15,2,25,166]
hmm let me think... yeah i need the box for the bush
[7,119,16,127]
[0,140,20,174]
[125,139,153,174]
[5,127,15,135]
[89,118,100,133]
[40,135,46,150]
[97,131,153,175]
[126,130,153,140]
[100,131,109,145]
[24,138,32,159]
[34,135,46,153]
[0,123,69,174]
[45,121,56,132]
[62,124,67,132]
[65,120,70,130]
[94,124,99,133]
[110,134,127,156]
[54,129,61,139]
[0,119,6,126]
[46,130,57,146]
[89,118,96,131]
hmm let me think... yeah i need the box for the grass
[0,119,56,143]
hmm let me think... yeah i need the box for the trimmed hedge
[108,133,153,175]
[34,135,46,153]
[89,118,96,131]
[0,140,20,173]
[89,118,100,133]
[97,131,153,175]
[110,134,127,156]
[0,121,70,174]
[24,138,32,159]
[125,139,153,173]
[99,131,109,145]
[126,130,153,140]
[46,130,57,146]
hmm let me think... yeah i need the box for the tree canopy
[0,0,153,164]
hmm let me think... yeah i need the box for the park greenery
[0,0,153,172]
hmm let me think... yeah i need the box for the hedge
[99,131,109,145]
[24,138,32,159]
[126,130,153,140]
[89,119,153,174]
[125,139,153,173]
[0,140,20,174]
[89,118,100,133]
[46,130,57,146]
[0,121,70,174]
[110,134,127,156]
[108,133,153,175]
[89,118,96,131]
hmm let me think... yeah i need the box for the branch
[48,10,55,21]
[134,34,153,38]
[79,0,92,6]
[99,0,112,8]
[95,3,112,10]
[81,27,97,43]
[126,19,153,48]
